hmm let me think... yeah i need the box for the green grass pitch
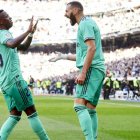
[0,95,140,140]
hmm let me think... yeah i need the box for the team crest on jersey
[76,42,80,47]
[5,33,12,39]
[14,48,17,53]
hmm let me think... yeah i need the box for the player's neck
[77,13,84,25]
[0,25,7,30]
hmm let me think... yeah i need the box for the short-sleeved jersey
[76,16,106,74]
[0,30,23,90]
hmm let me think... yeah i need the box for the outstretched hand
[27,16,38,34]
[49,52,63,62]
[32,19,38,33]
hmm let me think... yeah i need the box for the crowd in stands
[1,0,140,43]
[102,70,140,100]
[19,46,140,99]
[28,67,140,100]
[105,47,140,78]
[19,46,140,81]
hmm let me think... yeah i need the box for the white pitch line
[100,101,140,108]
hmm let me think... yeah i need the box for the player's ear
[70,7,76,15]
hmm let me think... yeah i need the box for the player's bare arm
[75,39,96,85]
[6,16,35,49]
[49,52,76,62]
[18,19,38,51]
[67,54,76,61]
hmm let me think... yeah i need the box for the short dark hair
[0,10,4,19]
[67,1,83,11]
[0,10,4,13]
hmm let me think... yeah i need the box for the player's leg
[0,86,22,140]
[5,79,50,140]
[74,68,97,140]
[86,68,105,140]
[24,105,50,140]
[86,103,98,140]
[14,80,50,140]
[74,98,94,140]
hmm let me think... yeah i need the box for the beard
[69,13,77,26]
[1,19,13,29]
[7,22,13,29]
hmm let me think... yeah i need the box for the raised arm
[6,17,36,49]
[17,19,38,51]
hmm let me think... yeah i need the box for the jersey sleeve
[80,21,95,42]
[0,30,13,44]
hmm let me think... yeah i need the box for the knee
[9,115,21,121]
[86,102,96,110]
[24,105,36,116]
[87,108,96,115]
[10,107,22,116]
[74,98,87,106]
[73,104,87,113]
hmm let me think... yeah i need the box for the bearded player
[49,1,105,140]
